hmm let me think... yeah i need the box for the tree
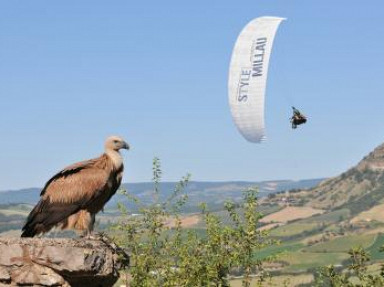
[112,158,277,286]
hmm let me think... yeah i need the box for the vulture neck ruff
[105,150,123,170]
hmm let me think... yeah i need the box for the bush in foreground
[113,158,277,287]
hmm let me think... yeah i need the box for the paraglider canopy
[228,16,285,143]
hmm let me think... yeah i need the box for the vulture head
[105,136,130,152]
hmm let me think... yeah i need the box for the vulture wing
[21,155,111,237]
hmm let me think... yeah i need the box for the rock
[0,266,11,283]
[11,264,69,286]
[0,237,129,287]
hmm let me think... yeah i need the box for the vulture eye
[114,140,119,143]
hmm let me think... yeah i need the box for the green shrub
[112,158,277,287]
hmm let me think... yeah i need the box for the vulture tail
[21,199,81,237]
[21,200,45,237]
[21,227,37,237]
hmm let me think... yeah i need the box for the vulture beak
[122,141,130,150]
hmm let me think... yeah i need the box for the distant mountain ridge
[0,179,324,211]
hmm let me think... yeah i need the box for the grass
[254,242,304,260]
[367,233,384,260]
[303,234,376,253]
[281,251,349,272]
[269,223,319,237]
[301,208,351,223]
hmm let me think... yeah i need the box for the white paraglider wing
[228,16,285,143]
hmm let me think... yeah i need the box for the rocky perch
[0,237,129,287]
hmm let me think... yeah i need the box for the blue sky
[0,1,383,190]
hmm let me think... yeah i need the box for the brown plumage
[21,136,129,237]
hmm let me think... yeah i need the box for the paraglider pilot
[291,106,307,129]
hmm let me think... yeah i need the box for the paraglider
[290,106,307,129]
[228,16,285,143]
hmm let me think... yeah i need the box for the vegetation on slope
[113,158,278,287]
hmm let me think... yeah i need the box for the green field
[269,223,319,237]
[254,242,304,260]
[0,206,27,234]
[367,233,384,260]
[303,234,376,253]
[301,208,351,223]
[281,251,350,272]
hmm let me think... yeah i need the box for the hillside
[267,142,384,213]
[249,142,384,281]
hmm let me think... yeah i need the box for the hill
[267,142,384,214]
[252,141,384,282]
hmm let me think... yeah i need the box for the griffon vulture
[21,136,129,237]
